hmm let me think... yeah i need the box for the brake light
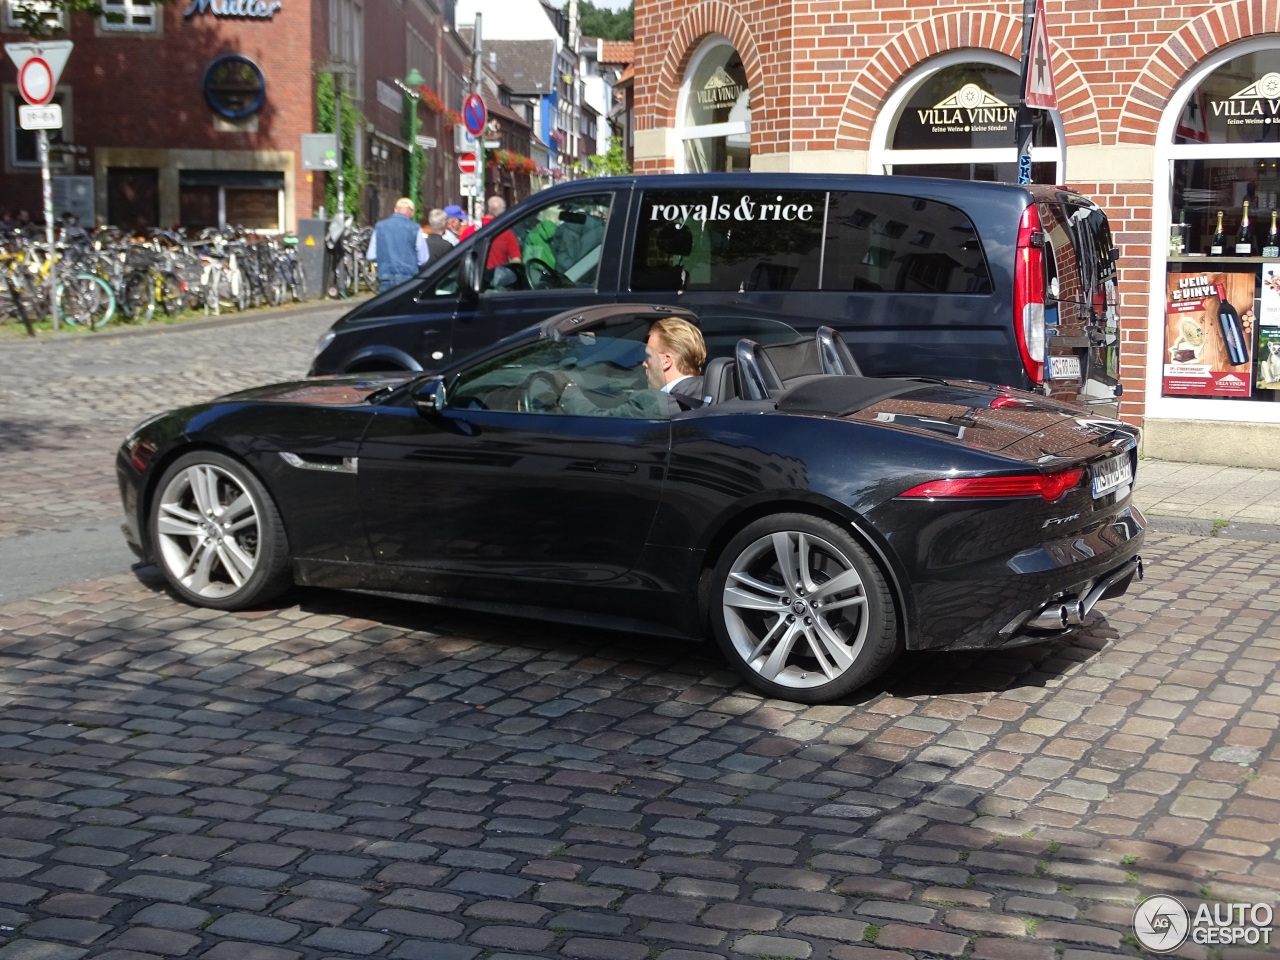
[1015,205,1046,385]
[898,468,1083,502]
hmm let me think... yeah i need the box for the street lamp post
[403,67,425,213]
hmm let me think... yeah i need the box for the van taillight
[1014,206,1046,385]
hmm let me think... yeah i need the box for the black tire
[149,450,292,611]
[710,512,899,703]
[122,271,155,322]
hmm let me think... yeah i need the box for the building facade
[0,0,480,232]
[632,0,1280,466]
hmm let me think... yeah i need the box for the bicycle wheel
[57,273,116,330]
[122,271,156,322]
[289,258,306,301]
[156,271,184,316]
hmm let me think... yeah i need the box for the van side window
[480,194,613,295]
[631,190,825,292]
[823,194,993,294]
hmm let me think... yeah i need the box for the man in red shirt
[464,195,521,269]
[481,194,519,271]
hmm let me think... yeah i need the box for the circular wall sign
[202,54,266,118]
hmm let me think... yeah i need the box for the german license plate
[1091,455,1132,498]
[1049,355,1081,381]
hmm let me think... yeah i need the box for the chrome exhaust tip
[1064,600,1086,626]
[1027,603,1070,630]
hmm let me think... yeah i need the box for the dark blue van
[309,174,1121,410]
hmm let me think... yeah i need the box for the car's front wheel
[711,513,899,703]
[150,451,292,610]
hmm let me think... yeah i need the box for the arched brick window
[675,35,751,173]
[870,53,1063,184]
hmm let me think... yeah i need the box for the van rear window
[823,193,992,294]
[630,189,992,295]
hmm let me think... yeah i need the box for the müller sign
[184,0,282,19]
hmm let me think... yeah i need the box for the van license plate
[1050,356,1081,381]
[1091,455,1132,498]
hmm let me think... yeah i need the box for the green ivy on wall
[317,75,365,220]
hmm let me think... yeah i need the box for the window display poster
[1163,271,1256,397]
[1259,263,1280,389]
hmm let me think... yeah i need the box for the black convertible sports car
[118,304,1144,703]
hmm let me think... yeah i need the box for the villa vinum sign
[184,0,282,19]
[917,84,1016,136]
[1211,72,1280,127]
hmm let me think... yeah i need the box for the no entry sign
[4,41,73,105]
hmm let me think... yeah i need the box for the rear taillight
[898,468,1083,502]
[1015,206,1046,385]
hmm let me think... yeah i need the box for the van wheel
[710,513,899,703]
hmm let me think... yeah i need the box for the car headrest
[701,357,737,404]
[656,222,693,258]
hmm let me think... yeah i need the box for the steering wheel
[523,371,567,413]
[525,257,570,291]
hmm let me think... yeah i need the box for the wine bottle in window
[1264,210,1280,258]
[1210,210,1226,255]
[1235,200,1255,256]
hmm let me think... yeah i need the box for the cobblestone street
[0,311,1277,960]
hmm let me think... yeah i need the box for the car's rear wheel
[711,513,898,703]
[151,451,292,610]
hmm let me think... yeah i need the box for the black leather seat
[701,357,737,404]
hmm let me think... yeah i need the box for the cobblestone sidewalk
[0,527,1277,960]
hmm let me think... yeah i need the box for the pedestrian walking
[423,208,453,262]
[443,205,466,245]
[366,197,429,291]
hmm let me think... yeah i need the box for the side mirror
[413,376,447,416]
[458,251,481,301]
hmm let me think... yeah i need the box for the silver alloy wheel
[155,462,263,600]
[721,530,870,691]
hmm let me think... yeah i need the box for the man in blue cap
[443,205,467,246]
[366,197,429,291]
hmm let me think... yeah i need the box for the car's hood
[780,377,1136,460]
[217,373,415,406]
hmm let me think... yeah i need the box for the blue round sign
[462,93,487,136]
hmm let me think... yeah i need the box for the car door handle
[593,460,637,475]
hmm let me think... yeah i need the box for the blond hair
[651,317,706,376]
[394,197,416,216]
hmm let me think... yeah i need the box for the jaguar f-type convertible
[118,304,1144,703]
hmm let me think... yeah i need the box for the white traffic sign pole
[6,40,73,330]
[39,129,57,329]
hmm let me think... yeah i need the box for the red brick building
[0,0,476,233]
[631,0,1280,465]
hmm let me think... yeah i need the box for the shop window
[676,37,751,173]
[100,0,158,32]
[872,55,1062,184]
[178,170,283,232]
[1165,46,1280,403]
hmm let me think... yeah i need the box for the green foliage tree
[574,136,631,178]
[317,74,365,220]
[566,0,633,41]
